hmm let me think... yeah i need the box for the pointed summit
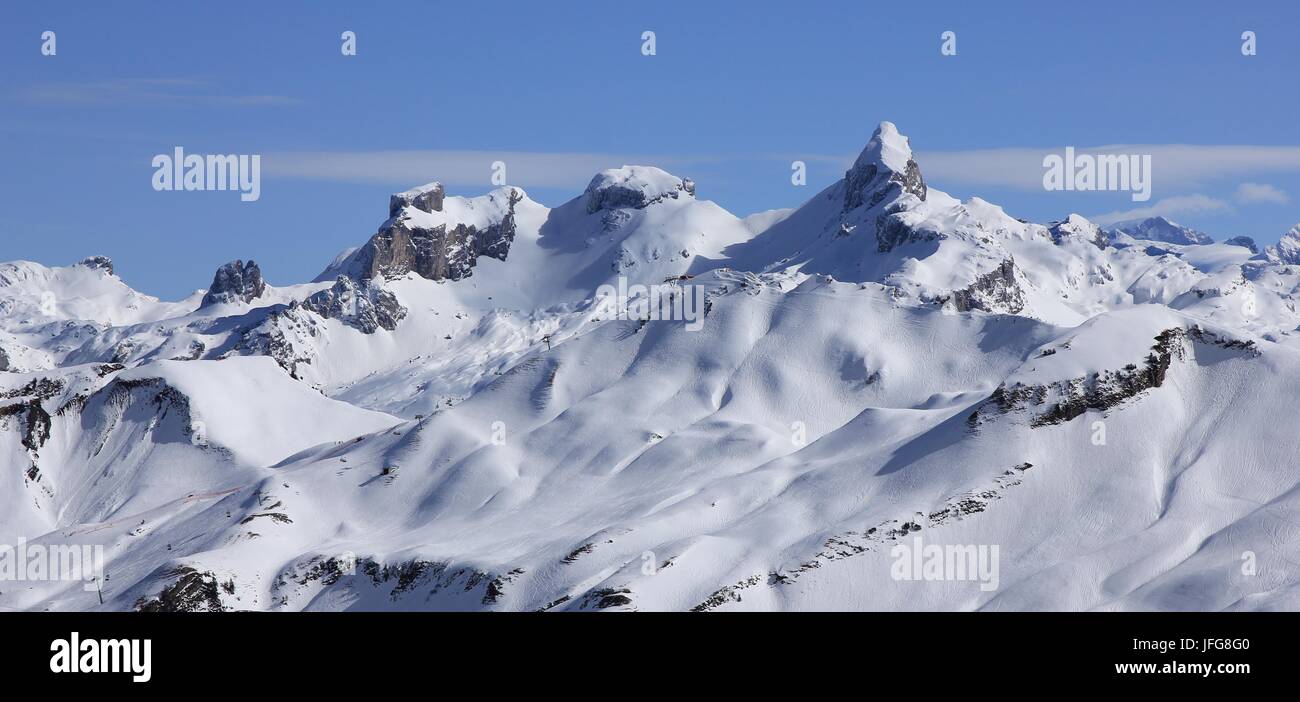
[853,121,914,174]
[201,260,266,307]
[1266,223,1300,265]
[844,121,926,210]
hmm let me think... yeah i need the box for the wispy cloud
[1233,182,1290,205]
[262,143,1300,202]
[1089,194,1231,226]
[263,150,698,189]
[19,79,298,107]
[1089,181,1291,226]
[915,145,1300,193]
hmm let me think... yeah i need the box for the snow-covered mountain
[5,122,1300,612]
[1108,215,1216,246]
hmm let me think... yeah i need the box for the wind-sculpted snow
[4,122,1300,611]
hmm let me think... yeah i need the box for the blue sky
[2,0,1298,298]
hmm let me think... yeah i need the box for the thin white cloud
[773,144,1300,199]
[263,150,693,189]
[914,145,1300,193]
[1090,194,1230,227]
[20,79,298,107]
[1233,182,1290,204]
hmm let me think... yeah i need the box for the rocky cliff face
[844,121,926,212]
[78,256,115,275]
[950,258,1026,313]
[347,187,522,283]
[968,326,1258,430]
[584,167,696,213]
[1265,224,1300,265]
[1224,236,1258,253]
[390,182,445,217]
[1049,215,1107,249]
[300,275,406,334]
[201,260,266,307]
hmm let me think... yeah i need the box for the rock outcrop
[844,121,926,212]
[300,275,406,333]
[201,260,266,307]
[584,166,696,213]
[346,187,522,283]
[1049,215,1107,249]
[1265,224,1300,265]
[1224,236,1258,253]
[78,256,115,275]
[950,258,1026,314]
[968,326,1257,429]
[390,182,445,217]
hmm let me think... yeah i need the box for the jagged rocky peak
[390,182,445,217]
[1265,223,1300,265]
[584,166,695,214]
[78,256,114,275]
[328,185,524,283]
[844,121,927,211]
[300,274,406,334]
[201,259,266,307]
[1048,214,1107,249]
[1108,216,1214,245]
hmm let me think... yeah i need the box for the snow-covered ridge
[584,165,696,213]
[5,121,1300,612]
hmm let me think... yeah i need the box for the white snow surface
[4,122,1300,612]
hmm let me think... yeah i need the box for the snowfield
[3,122,1300,612]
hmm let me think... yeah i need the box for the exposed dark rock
[844,123,926,213]
[950,259,1026,313]
[0,347,8,372]
[1266,225,1300,264]
[170,340,206,361]
[201,260,266,307]
[1,379,65,400]
[0,400,52,452]
[239,512,292,525]
[691,574,763,612]
[389,182,444,217]
[584,587,633,610]
[875,211,941,253]
[349,188,521,282]
[482,568,525,605]
[584,168,695,213]
[1048,217,1107,249]
[845,157,926,212]
[967,327,1258,429]
[232,311,316,379]
[135,567,225,612]
[78,256,114,275]
[299,275,406,334]
[1225,236,1258,254]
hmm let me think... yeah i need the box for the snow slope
[3,122,1300,612]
